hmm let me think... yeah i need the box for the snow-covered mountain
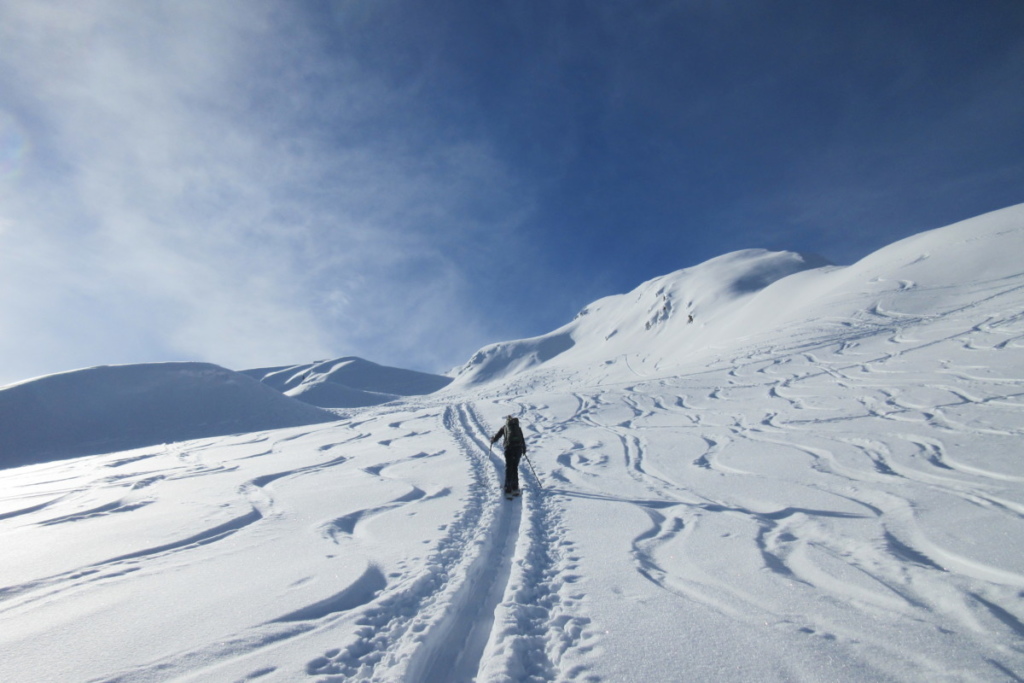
[241,356,452,408]
[2,204,1023,682]
[449,249,832,385]
[451,202,1024,387]
[0,357,452,469]
[0,362,336,469]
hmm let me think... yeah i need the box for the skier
[491,415,526,499]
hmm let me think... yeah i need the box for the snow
[2,204,1024,681]
[241,357,452,409]
[0,362,336,469]
[448,249,832,387]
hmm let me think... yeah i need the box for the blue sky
[1,1,1022,385]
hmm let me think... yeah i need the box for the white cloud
[0,1,525,384]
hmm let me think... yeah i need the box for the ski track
[0,431,366,618]
[304,401,595,683]
[5,255,1024,681]
[528,289,1024,679]
[301,403,493,680]
[480,398,597,683]
[29,412,452,683]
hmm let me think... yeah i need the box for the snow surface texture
[2,204,1024,682]
[241,357,452,409]
[0,363,337,469]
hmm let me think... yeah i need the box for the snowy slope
[0,362,336,469]
[243,357,452,408]
[449,249,832,386]
[451,203,1024,388]
[1,204,1023,682]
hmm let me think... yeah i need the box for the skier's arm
[490,427,504,445]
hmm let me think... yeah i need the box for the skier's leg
[503,451,514,494]
[510,450,522,492]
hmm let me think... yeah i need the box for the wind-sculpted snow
[242,356,452,408]
[449,249,830,386]
[0,362,337,469]
[1,204,1024,681]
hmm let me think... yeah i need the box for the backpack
[505,416,525,451]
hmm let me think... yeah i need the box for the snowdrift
[241,356,452,408]
[0,362,337,469]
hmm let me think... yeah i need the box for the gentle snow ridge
[0,357,453,470]
[0,362,336,469]
[242,356,452,408]
[449,249,832,386]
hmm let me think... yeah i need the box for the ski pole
[522,451,542,489]
[488,441,502,482]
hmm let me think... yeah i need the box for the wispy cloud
[0,1,525,383]
[4,1,1020,386]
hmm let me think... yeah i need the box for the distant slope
[449,249,832,385]
[241,357,452,408]
[449,203,1024,387]
[0,362,337,469]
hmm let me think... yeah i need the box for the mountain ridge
[3,203,1024,680]
[2,203,1022,469]
[241,356,452,409]
[0,362,337,469]
[448,203,1024,388]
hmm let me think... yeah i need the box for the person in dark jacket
[491,415,526,497]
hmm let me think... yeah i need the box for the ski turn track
[308,402,593,682]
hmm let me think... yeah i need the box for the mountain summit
[241,357,452,409]
[450,249,832,386]
[451,204,1024,387]
[0,362,336,469]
